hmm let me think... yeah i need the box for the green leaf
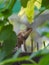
[0,0,17,15]
[22,64,35,65]
[8,0,17,10]
[34,0,42,9]
[1,0,17,18]
[41,0,49,9]
[0,50,6,62]
[0,0,3,4]
[39,54,49,65]
[20,0,29,8]
[12,0,21,13]
[0,24,17,61]
[2,31,17,55]
[2,9,12,18]
[0,24,13,41]
[25,0,35,23]
[42,32,49,38]
[0,56,29,65]
[0,0,11,12]
[0,20,5,26]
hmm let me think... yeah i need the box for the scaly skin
[17,28,32,48]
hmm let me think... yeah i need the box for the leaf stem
[28,59,37,65]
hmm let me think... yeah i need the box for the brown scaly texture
[17,28,32,48]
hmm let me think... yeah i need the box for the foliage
[20,0,29,8]
[0,0,49,65]
[41,0,49,9]
[25,0,35,23]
